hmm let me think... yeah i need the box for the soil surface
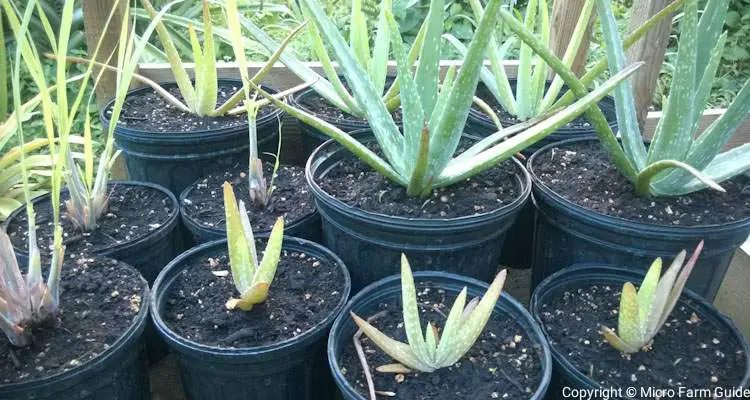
[181,164,315,233]
[540,284,746,398]
[532,140,750,226]
[338,284,544,399]
[317,141,524,219]
[0,257,146,384]
[5,184,176,258]
[471,83,613,129]
[294,88,403,127]
[162,243,346,348]
[108,82,277,133]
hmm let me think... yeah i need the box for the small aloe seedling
[601,241,704,354]
[352,254,507,372]
[223,182,284,311]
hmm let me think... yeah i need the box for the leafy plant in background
[251,0,641,196]
[594,0,750,196]
[0,0,64,348]
[222,182,284,312]
[351,254,506,372]
[601,241,704,354]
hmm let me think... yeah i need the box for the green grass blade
[300,0,405,175]
[596,0,648,171]
[646,0,697,165]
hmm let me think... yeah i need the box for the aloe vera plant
[601,241,704,354]
[250,0,642,197]
[222,182,284,312]
[0,0,64,347]
[499,0,748,197]
[351,254,507,372]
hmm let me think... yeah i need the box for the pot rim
[149,235,351,360]
[530,263,750,392]
[305,130,532,227]
[0,257,150,391]
[327,270,553,400]
[527,136,750,232]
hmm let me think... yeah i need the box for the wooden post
[81,0,130,109]
[626,0,674,132]
[549,0,595,76]
[81,0,130,179]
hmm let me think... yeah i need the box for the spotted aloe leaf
[223,182,284,311]
[601,242,704,354]
[351,254,507,373]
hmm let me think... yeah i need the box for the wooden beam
[626,0,674,131]
[81,0,130,109]
[549,0,595,76]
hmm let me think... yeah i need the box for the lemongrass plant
[602,241,703,354]
[222,182,284,312]
[250,0,642,197]
[5,0,180,231]
[0,0,64,347]
[352,254,507,372]
[445,0,686,126]
[492,0,743,198]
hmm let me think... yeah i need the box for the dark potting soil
[0,257,146,384]
[162,244,346,348]
[472,84,597,129]
[540,285,746,398]
[182,163,315,232]
[338,285,544,399]
[533,140,750,226]
[295,90,404,126]
[317,141,523,218]
[6,184,175,258]
[109,82,276,133]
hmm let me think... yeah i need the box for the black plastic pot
[467,81,619,271]
[328,270,552,399]
[530,264,750,399]
[0,259,150,399]
[289,87,372,160]
[528,137,750,301]
[4,181,181,285]
[150,236,351,400]
[179,183,322,245]
[102,81,284,196]
[307,132,531,291]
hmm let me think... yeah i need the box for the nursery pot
[3,181,181,285]
[0,258,150,399]
[150,236,351,400]
[307,131,531,291]
[530,264,750,399]
[527,137,750,301]
[102,81,284,196]
[179,183,322,245]
[467,81,619,270]
[327,270,552,399]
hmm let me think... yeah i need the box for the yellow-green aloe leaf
[617,282,641,350]
[256,217,284,286]
[195,0,217,116]
[657,242,703,329]
[223,182,253,294]
[413,0,445,117]
[435,287,467,365]
[443,269,506,366]
[349,0,370,68]
[369,0,391,96]
[351,312,433,372]
[400,254,430,366]
[601,326,640,353]
[637,258,662,336]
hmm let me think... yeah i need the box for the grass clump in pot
[221,182,284,311]
[602,242,703,354]
[352,254,507,373]
[251,0,641,197]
